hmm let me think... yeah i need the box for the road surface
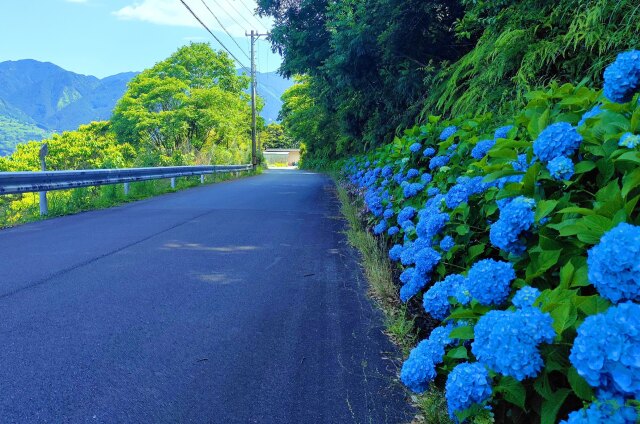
[0,170,413,423]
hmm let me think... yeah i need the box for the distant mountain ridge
[0,59,291,155]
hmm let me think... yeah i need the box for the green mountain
[0,60,292,155]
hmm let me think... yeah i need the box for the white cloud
[113,0,271,37]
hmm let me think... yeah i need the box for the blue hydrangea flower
[439,126,458,141]
[421,173,433,184]
[471,139,496,160]
[512,154,534,173]
[467,259,516,306]
[472,307,555,380]
[373,220,387,235]
[445,176,490,209]
[560,398,637,424]
[440,236,455,252]
[533,122,583,163]
[364,191,384,217]
[403,183,425,198]
[381,165,393,178]
[423,147,436,157]
[427,187,440,197]
[448,143,458,152]
[407,168,420,179]
[410,142,423,153]
[587,223,640,303]
[388,226,399,236]
[603,50,640,103]
[401,338,445,393]
[489,196,535,255]
[429,155,450,170]
[548,156,575,180]
[494,125,514,139]
[429,323,456,346]
[383,208,394,220]
[569,302,640,398]
[414,247,441,276]
[398,206,417,225]
[423,274,467,319]
[445,363,493,419]
[512,286,541,308]
[416,199,449,243]
[578,105,602,127]
[400,268,429,302]
[389,244,404,261]
[619,132,640,148]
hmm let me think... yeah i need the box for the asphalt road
[0,170,414,424]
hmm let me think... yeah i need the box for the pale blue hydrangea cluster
[440,235,455,252]
[423,147,436,157]
[429,155,450,170]
[560,398,637,424]
[467,259,516,305]
[569,301,640,398]
[472,307,555,380]
[533,122,583,163]
[440,126,458,141]
[587,223,640,303]
[512,286,541,309]
[489,196,535,255]
[547,155,575,180]
[471,139,495,160]
[494,125,514,139]
[423,274,468,319]
[373,220,387,235]
[410,142,423,153]
[603,50,640,103]
[445,363,493,420]
[401,324,455,393]
[578,105,602,127]
[619,132,639,148]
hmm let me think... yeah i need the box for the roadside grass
[334,180,451,424]
[0,168,261,229]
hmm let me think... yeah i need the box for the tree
[261,123,297,149]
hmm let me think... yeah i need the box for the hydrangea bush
[341,51,640,423]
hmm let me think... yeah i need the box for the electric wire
[234,0,270,32]
[199,0,251,62]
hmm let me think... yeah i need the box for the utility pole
[246,30,269,169]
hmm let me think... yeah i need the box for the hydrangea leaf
[621,168,640,198]
[526,249,562,280]
[540,388,571,424]
[574,160,597,174]
[445,346,468,360]
[567,367,594,401]
[495,376,527,410]
[549,300,578,335]
[448,325,474,340]
[535,200,558,222]
[573,295,610,315]
[615,151,640,165]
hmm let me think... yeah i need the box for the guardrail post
[171,177,176,189]
[39,143,49,216]
[200,175,205,184]
[124,182,130,196]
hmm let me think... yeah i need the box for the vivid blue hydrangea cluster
[445,176,490,209]
[416,194,449,244]
[383,207,394,219]
[410,142,423,153]
[472,306,555,381]
[560,398,637,424]
[373,220,387,235]
[397,206,416,225]
[381,165,393,178]
[619,132,639,148]
[403,182,425,198]
[423,147,436,157]
[587,223,640,303]
[423,274,468,319]
[427,187,440,197]
[429,155,450,170]
[578,105,602,127]
[440,235,455,252]
[512,286,541,309]
[569,301,640,399]
[421,173,433,184]
[388,226,399,236]
[406,168,420,179]
[467,259,516,305]
[401,323,455,393]
[512,153,533,172]
[445,363,493,420]
[489,196,535,255]
[389,244,404,261]
[440,126,458,141]
[471,139,495,160]
[533,122,583,163]
[494,125,514,139]
[603,50,640,103]
[547,155,575,180]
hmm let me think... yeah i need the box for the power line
[178,0,250,74]
[233,0,270,32]
[199,0,251,62]
[217,0,256,30]
[208,0,251,31]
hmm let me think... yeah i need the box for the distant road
[0,170,413,423]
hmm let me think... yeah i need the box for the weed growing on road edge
[335,180,452,424]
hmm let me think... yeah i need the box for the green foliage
[0,115,53,156]
[261,123,297,149]
[342,82,640,422]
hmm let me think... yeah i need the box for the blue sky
[0,0,280,78]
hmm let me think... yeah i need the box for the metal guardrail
[0,164,253,215]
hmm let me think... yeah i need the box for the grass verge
[0,168,261,229]
[334,180,451,424]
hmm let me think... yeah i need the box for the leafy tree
[261,123,297,149]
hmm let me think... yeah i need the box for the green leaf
[446,346,468,359]
[574,295,610,315]
[615,151,640,165]
[456,224,470,236]
[535,200,558,222]
[549,300,578,335]
[526,249,562,280]
[574,160,596,174]
[540,388,571,424]
[449,325,474,340]
[495,376,527,410]
[568,367,594,401]
[468,244,486,262]
[622,168,640,198]
[557,207,596,216]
